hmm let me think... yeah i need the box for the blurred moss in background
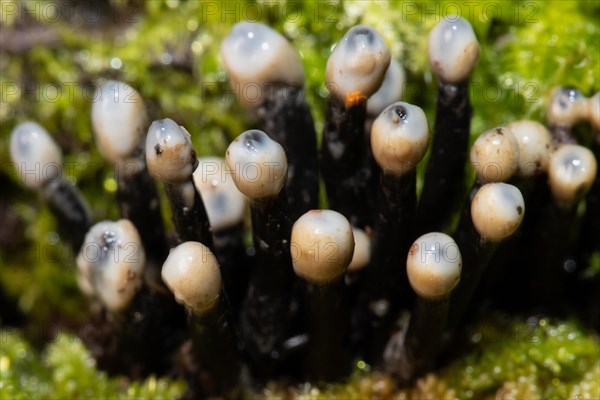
[0,0,599,398]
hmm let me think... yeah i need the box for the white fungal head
[10,121,63,189]
[291,210,354,284]
[546,87,588,127]
[367,58,406,116]
[145,118,197,183]
[91,80,147,163]
[161,241,222,315]
[192,156,246,231]
[588,92,599,131]
[406,232,462,299]
[428,15,480,84]
[326,25,391,105]
[507,120,554,177]
[225,130,287,200]
[548,144,597,209]
[347,227,371,272]
[470,127,520,183]
[76,220,145,312]
[220,22,305,107]
[370,102,430,174]
[471,183,525,242]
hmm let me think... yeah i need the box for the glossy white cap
[91,80,147,163]
[291,210,354,284]
[548,144,597,209]
[406,232,462,299]
[161,241,222,315]
[371,102,430,174]
[367,59,405,116]
[77,220,145,312]
[326,25,391,105]
[221,22,305,107]
[471,183,525,242]
[193,156,246,231]
[10,122,63,189]
[470,127,520,183]
[145,118,197,183]
[225,129,287,200]
[507,120,554,177]
[428,15,479,84]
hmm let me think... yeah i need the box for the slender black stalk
[304,279,350,381]
[417,81,471,233]
[42,179,91,253]
[417,16,479,234]
[321,25,390,229]
[257,85,319,220]
[164,180,213,248]
[322,98,372,228]
[240,192,295,378]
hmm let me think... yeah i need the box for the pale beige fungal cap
[406,232,462,299]
[347,227,371,272]
[546,87,588,128]
[548,144,597,209]
[367,58,406,116]
[161,241,222,315]
[291,210,354,284]
[471,183,525,242]
[470,127,519,183]
[507,120,554,177]
[77,220,145,312]
[371,102,429,174]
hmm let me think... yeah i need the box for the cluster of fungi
[9,16,599,399]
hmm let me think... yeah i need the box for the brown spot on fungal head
[154,143,162,155]
[409,243,419,256]
[516,205,523,215]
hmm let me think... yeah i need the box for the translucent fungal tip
[225,129,287,200]
[507,120,553,178]
[10,121,63,189]
[428,15,480,83]
[548,144,597,209]
[326,25,391,104]
[145,118,197,183]
[471,183,525,242]
[470,127,520,183]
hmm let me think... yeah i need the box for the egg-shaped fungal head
[546,87,588,128]
[406,232,462,299]
[507,120,554,177]
[193,156,246,231]
[347,227,371,272]
[76,220,145,312]
[291,210,354,284]
[161,241,222,315]
[145,118,198,183]
[225,130,287,200]
[371,102,430,174]
[548,144,597,209]
[428,15,479,84]
[220,22,305,107]
[91,80,147,163]
[589,92,599,131]
[367,58,406,117]
[470,127,520,183]
[471,183,525,242]
[10,122,63,189]
[326,25,391,105]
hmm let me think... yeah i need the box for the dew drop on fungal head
[10,121,63,189]
[428,15,480,84]
[326,25,391,104]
